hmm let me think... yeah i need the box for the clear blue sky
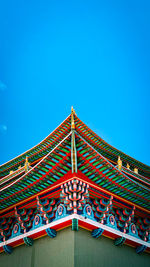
[0,0,150,166]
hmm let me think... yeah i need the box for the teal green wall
[0,228,150,267]
[74,229,150,267]
[0,228,74,267]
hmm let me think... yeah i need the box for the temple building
[0,108,150,267]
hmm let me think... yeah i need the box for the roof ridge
[0,114,71,177]
[75,131,150,191]
[0,132,72,193]
[74,114,150,176]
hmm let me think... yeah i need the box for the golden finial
[117,156,122,171]
[25,156,30,173]
[127,163,130,169]
[71,106,77,115]
[18,165,21,169]
[25,156,28,164]
[71,106,75,130]
[10,170,14,174]
[134,168,138,174]
[71,106,74,114]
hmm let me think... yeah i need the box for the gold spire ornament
[134,168,138,174]
[71,106,75,114]
[71,106,75,130]
[127,163,130,169]
[25,156,30,173]
[117,156,122,171]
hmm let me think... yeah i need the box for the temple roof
[0,108,150,213]
[0,108,149,179]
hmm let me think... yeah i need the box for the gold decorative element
[18,165,21,169]
[134,168,138,174]
[71,106,75,130]
[117,156,122,170]
[25,156,30,173]
[10,170,14,174]
[127,163,130,169]
[71,106,75,114]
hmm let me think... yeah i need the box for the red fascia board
[0,170,150,216]
[0,170,74,214]
[0,152,71,203]
[76,170,150,214]
[77,148,149,204]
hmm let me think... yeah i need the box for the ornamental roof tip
[71,107,76,130]
[71,106,76,115]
